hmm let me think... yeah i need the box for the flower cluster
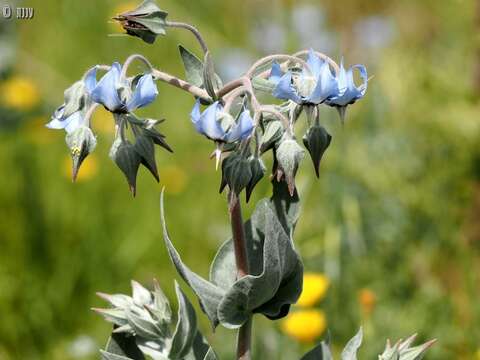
[46,60,171,193]
[269,49,367,121]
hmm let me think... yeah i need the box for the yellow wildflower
[358,288,377,315]
[1,76,40,110]
[281,309,326,343]
[162,165,188,195]
[297,272,330,307]
[476,349,480,360]
[63,154,98,182]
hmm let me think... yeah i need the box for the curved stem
[84,103,100,127]
[151,69,211,102]
[246,54,311,78]
[293,49,340,74]
[121,54,154,78]
[166,20,209,54]
[223,86,248,113]
[259,105,293,137]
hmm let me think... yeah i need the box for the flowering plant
[46,1,434,359]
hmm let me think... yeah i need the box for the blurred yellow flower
[23,117,56,145]
[358,288,377,315]
[161,165,188,195]
[91,107,115,135]
[297,272,330,307]
[1,76,40,110]
[476,349,480,360]
[281,309,326,343]
[63,154,98,182]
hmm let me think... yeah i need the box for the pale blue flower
[46,105,85,134]
[85,62,158,113]
[325,60,368,116]
[190,100,254,143]
[269,49,338,105]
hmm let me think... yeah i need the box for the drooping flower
[269,49,338,105]
[190,100,254,143]
[85,62,158,113]
[46,105,87,134]
[326,59,368,120]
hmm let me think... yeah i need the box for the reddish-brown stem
[229,192,252,360]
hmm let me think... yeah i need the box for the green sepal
[303,125,331,178]
[245,156,266,202]
[275,138,305,196]
[219,153,252,196]
[65,126,97,182]
[260,120,284,154]
[63,81,88,118]
[109,138,141,196]
[134,132,159,182]
[114,0,168,44]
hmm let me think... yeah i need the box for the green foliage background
[0,0,479,359]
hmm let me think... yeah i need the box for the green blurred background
[1,0,480,358]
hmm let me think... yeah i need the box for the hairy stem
[151,69,211,102]
[236,317,252,360]
[121,54,154,78]
[166,20,209,54]
[246,54,312,78]
[229,192,252,360]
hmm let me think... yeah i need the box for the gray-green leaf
[179,45,204,88]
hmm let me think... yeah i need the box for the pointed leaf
[161,191,225,329]
[179,45,204,88]
[300,342,333,360]
[341,328,363,360]
[169,282,198,359]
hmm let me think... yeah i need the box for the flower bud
[113,0,168,44]
[302,125,331,178]
[65,126,97,181]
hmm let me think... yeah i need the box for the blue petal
[327,64,367,106]
[306,49,323,79]
[64,112,84,134]
[90,62,123,112]
[126,74,158,111]
[46,108,83,134]
[336,58,348,93]
[225,109,254,143]
[190,100,203,132]
[198,102,226,141]
[269,62,284,85]
[307,62,338,104]
[272,72,302,104]
[84,66,98,93]
[352,64,368,96]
